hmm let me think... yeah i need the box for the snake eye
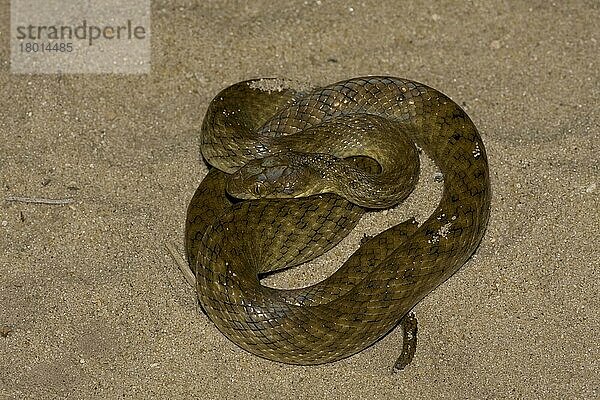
[251,182,263,197]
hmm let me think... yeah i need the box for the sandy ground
[1,1,598,399]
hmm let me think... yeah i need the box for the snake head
[226,152,326,200]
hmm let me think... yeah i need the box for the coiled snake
[185,76,491,367]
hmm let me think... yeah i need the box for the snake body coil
[185,76,491,365]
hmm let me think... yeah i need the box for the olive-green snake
[185,76,491,366]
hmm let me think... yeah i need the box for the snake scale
[185,76,491,366]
